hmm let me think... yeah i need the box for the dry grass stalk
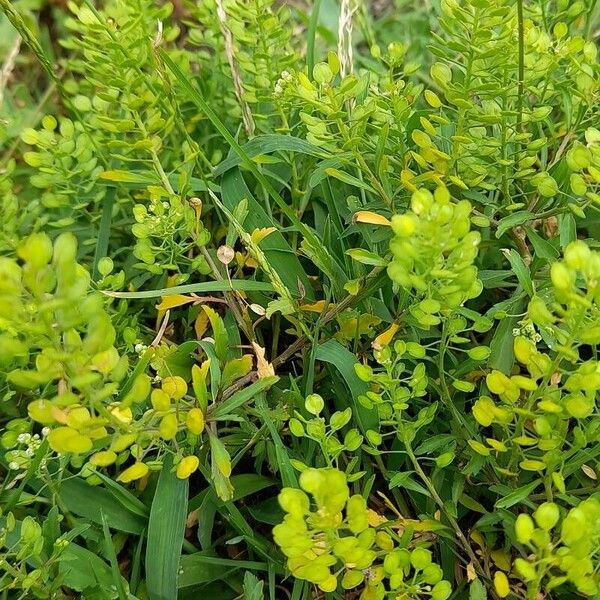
[0,35,22,109]
[215,0,255,136]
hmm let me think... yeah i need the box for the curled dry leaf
[251,342,275,379]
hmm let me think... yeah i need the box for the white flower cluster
[273,70,293,97]
[513,321,542,343]
[8,433,43,470]
[135,342,148,355]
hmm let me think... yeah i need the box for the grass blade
[307,0,323,79]
[146,455,188,600]
[103,279,274,299]
[255,393,297,487]
[213,134,325,177]
[92,184,116,281]
[210,376,279,419]
[100,511,129,600]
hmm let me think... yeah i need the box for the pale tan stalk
[215,0,255,136]
[337,0,357,77]
[0,35,21,108]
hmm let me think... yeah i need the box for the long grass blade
[146,455,188,600]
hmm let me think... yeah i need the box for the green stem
[516,0,525,164]
[437,324,476,438]
[405,444,487,577]
[452,7,480,167]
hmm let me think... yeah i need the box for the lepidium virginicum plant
[0,0,599,598]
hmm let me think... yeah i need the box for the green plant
[0,0,599,598]
[274,467,452,599]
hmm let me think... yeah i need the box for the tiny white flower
[41,427,50,437]
[17,433,31,444]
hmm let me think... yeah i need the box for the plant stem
[405,444,488,578]
[516,0,525,163]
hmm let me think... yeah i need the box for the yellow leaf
[466,562,477,582]
[251,227,276,245]
[300,300,329,313]
[367,509,387,527]
[252,342,275,379]
[400,169,418,193]
[166,274,180,288]
[372,323,400,351]
[235,251,246,268]
[195,311,209,339]
[449,174,469,190]
[470,530,486,548]
[156,294,195,311]
[353,211,391,226]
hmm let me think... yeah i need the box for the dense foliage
[0,0,599,598]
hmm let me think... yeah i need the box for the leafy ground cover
[0,0,599,598]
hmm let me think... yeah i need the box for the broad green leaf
[525,227,559,261]
[202,305,229,364]
[488,298,526,373]
[60,477,147,534]
[559,213,577,248]
[255,393,297,487]
[458,493,487,514]
[179,553,269,588]
[494,481,540,509]
[189,474,276,512]
[243,572,265,600]
[469,579,487,600]
[58,543,115,592]
[92,184,116,282]
[504,249,533,297]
